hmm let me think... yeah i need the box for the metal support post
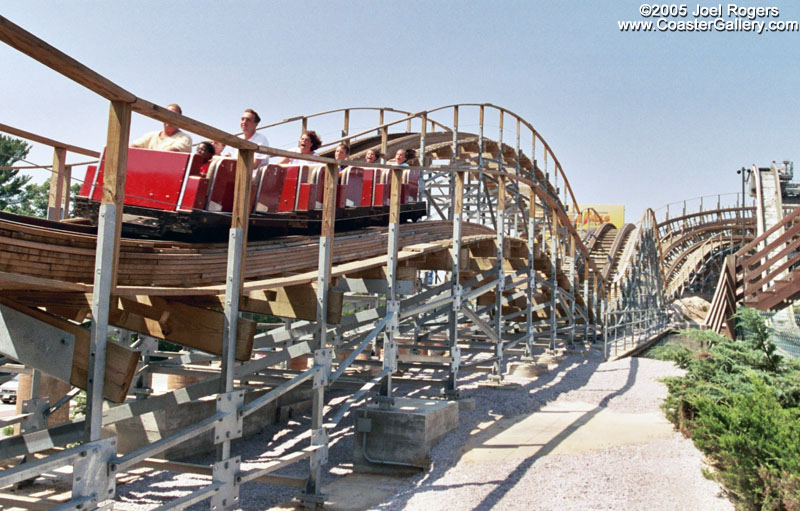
[419,113,427,205]
[71,438,117,509]
[525,188,537,359]
[445,171,465,399]
[378,167,403,406]
[87,208,115,442]
[133,335,157,400]
[583,267,589,344]
[219,227,244,461]
[86,100,130,442]
[602,300,608,360]
[513,118,522,238]
[491,178,506,381]
[216,147,253,467]
[549,211,558,351]
[568,236,576,346]
[301,162,337,507]
[477,106,485,221]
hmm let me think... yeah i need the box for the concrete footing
[354,397,458,475]
[507,361,549,378]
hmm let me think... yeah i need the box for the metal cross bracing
[0,16,726,511]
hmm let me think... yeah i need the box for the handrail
[258,106,451,136]
[658,206,754,230]
[654,192,742,218]
[735,203,800,257]
[263,103,584,220]
[0,122,100,158]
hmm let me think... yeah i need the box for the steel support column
[302,162,338,506]
[445,170,465,399]
[491,178,506,380]
[549,210,558,351]
[86,100,130,443]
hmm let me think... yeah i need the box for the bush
[656,308,800,510]
[691,378,800,509]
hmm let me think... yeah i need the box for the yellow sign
[569,204,625,229]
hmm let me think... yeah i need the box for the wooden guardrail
[704,205,800,336]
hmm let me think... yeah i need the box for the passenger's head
[196,141,214,163]
[163,103,182,137]
[365,149,380,163]
[241,109,260,137]
[298,130,322,153]
[212,141,226,156]
[334,143,350,161]
[396,148,415,164]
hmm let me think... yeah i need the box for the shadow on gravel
[115,353,639,511]
[379,352,641,511]
[469,357,639,511]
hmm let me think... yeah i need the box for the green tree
[0,134,32,212]
[12,181,82,218]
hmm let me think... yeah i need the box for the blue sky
[2,1,798,221]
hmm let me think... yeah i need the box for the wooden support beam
[498,176,506,213]
[47,147,67,221]
[0,122,99,158]
[467,257,528,272]
[111,295,255,361]
[380,111,387,157]
[389,168,402,225]
[0,297,137,403]
[232,149,254,272]
[343,265,416,281]
[61,165,72,218]
[2,290,256,363]
[467,239,499,257]
[333,277,415,296]
[244,285,343,324]
[103,100,131,291]
[321,163,338,241]
[404,249,467,271]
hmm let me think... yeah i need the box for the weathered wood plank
[0,297,138,403]
[111,295,255,361]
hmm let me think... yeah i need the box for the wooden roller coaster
[1,13,785,511]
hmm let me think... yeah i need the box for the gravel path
[378,351,734,511]
[112,349,734,511]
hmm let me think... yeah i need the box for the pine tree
[0,134,32,212]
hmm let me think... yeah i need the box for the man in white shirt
[130,103,192,152]
[226,109,269,165]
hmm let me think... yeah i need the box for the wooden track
[0,213,494,293]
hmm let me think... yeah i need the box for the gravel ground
[112,348,734,511]
[380,351,734,511]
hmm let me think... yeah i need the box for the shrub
[656,308,800,510]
